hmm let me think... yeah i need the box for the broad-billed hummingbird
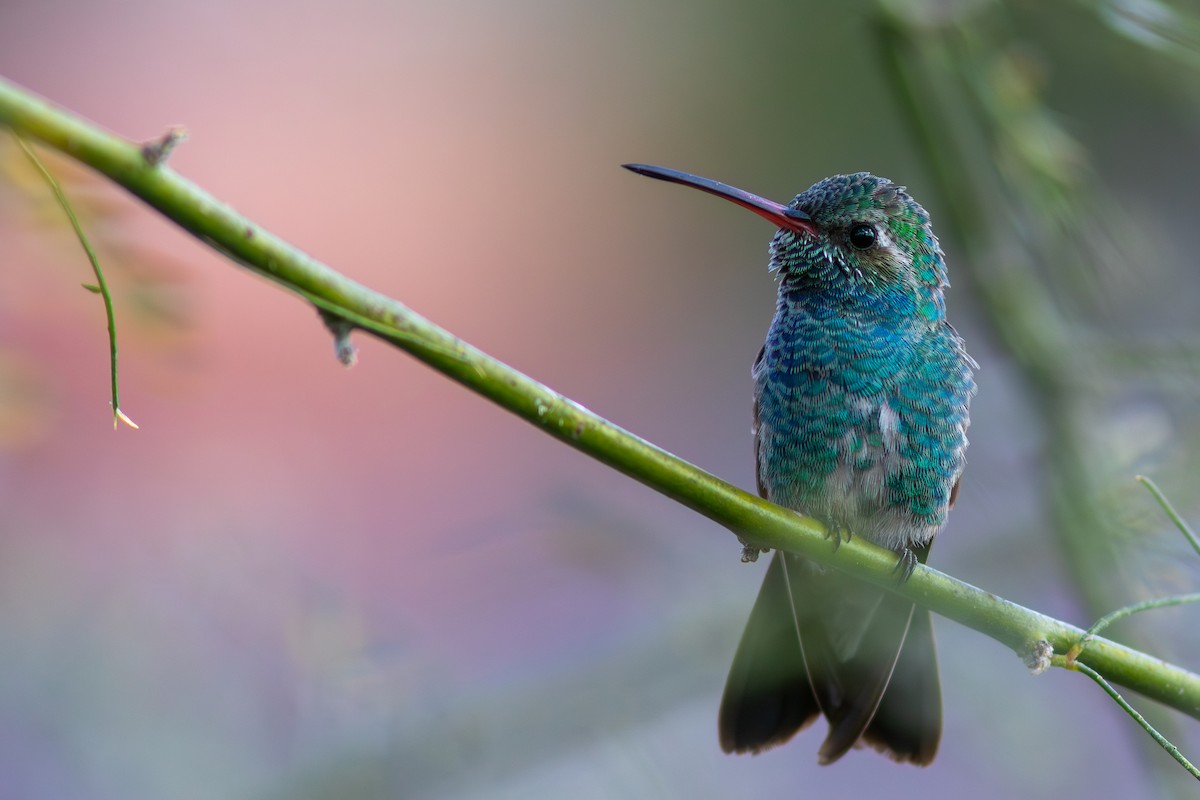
[625,164,976,765]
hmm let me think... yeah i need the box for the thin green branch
[1060,657,1200,781]
[1139,475,1200,558]
[13,133,137,430]
[1,75,1199,722]
[1085,594,1200,643]
[1057,474,1200,774]
[1068,595,1200,668]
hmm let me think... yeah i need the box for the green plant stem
[1139,475,1200,557]
[13,134,135,429]
[1063,658,1200,781]
[1,75,1199,721]
[1085,594,1200,641]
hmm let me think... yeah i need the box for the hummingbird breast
[753,297,973,553]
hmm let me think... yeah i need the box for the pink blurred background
[2,1,1198,798]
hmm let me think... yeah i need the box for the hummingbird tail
[720,551,942,764]
[797,549,942,766]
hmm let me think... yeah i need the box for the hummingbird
[624,163,976,765]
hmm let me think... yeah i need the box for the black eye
[848,224,876,250]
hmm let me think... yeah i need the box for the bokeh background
[2,1,1200,798]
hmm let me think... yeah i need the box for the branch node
[739,539,764,563]
[319,310,359,367]
[1024,639,1054,674]
[141,126,188,166]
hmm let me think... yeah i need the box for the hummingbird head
[624,164,948,323]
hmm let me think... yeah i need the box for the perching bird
[625,164,976,765]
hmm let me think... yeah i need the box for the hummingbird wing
[717,550,822,753]
[718,358,824,753]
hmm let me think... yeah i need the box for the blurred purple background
[2,1,1198,798]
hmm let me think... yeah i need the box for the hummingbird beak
[623,163,815,236]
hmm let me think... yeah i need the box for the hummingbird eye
[848,224,877,250]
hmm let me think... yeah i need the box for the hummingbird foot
[822,520,852,552]
[892,548,919,584]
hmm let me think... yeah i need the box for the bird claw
[822,521,851,552]
[892,548,919,584]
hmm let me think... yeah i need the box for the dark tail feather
[809,581,915,765]
[720,549,942,765]
[718,552,821,753]
[860,606,942,764]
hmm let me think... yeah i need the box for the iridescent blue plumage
[757,173,974,553]
[625,164,976,766]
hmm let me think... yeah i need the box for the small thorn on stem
[319,310,358,367]
[141,126,188,166]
